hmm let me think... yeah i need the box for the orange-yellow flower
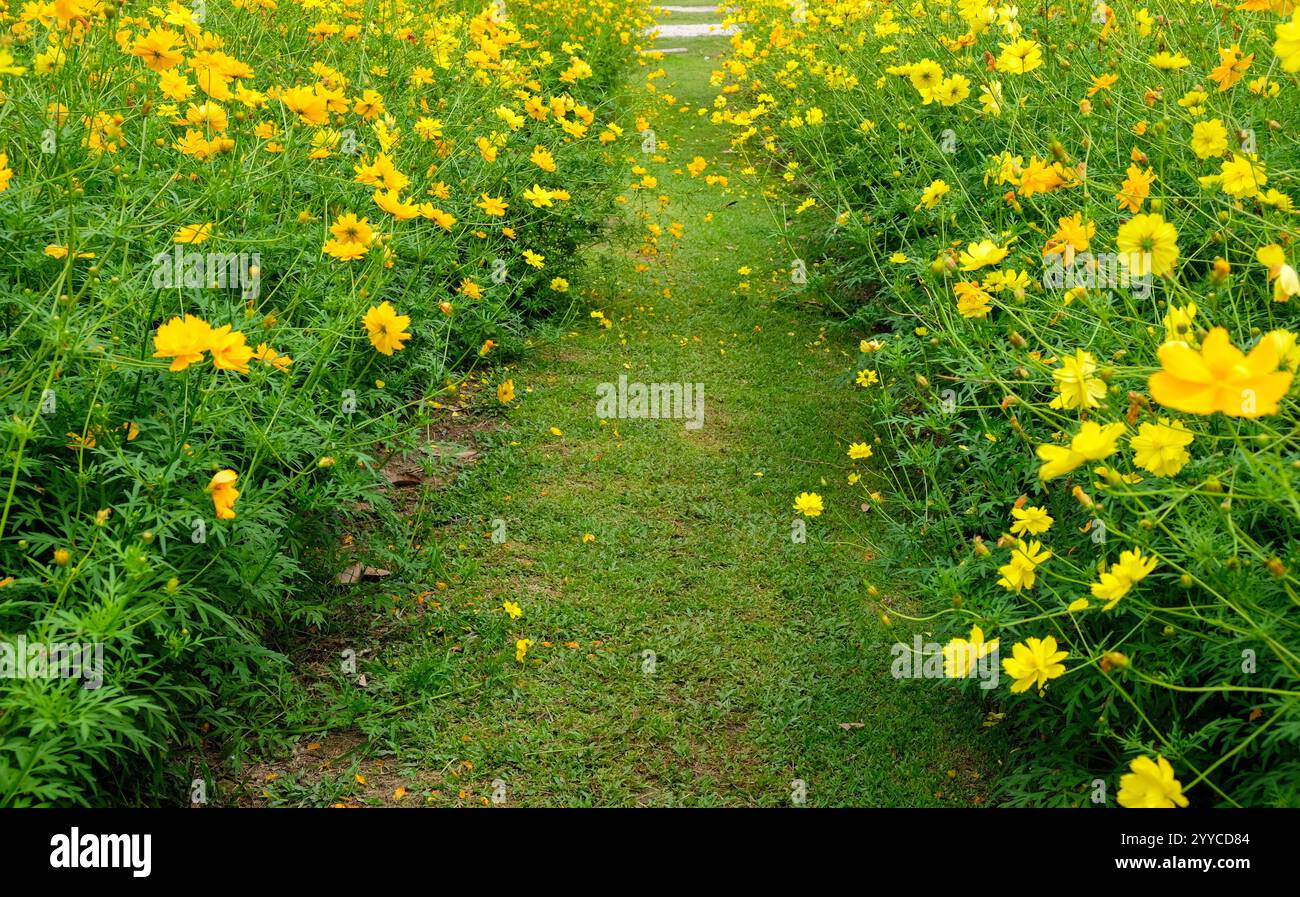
[152,314,213,372]
[208,325,254,373]
[363,301,411,355]
[1149,327,1293,417]
[208,469,240,520]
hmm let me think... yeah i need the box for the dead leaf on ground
[336,563,392,585]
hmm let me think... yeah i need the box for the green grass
[226,32,1006,808]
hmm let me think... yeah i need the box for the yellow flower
[131,27,185,71]
[363,301,412,355]
[515,638,534,663]
[502,601,522,619]
[1051,349,1107,411]
[1116,163,1155,213]
[530,145,556,172]
[252,342,292,372]
[1190,119,1228,160]
[208,325,253,373]
[1116,213,1179,277]
[1149,51,1191,69]
[906,58,943,95]
[997,39,1043,74]
[943,626,998,679]
[1091,548,1158,610]
[476,193,507,216]
[954,281,993,319]
[1162,303,1197,342]
[1036,421,1126,479]
[793,492,823,517]
[1010,505,1053,536]
[1045,212,1094,255]
[152,314,213,372]
[173,222,213,245]
[208,469,240,520]
[1273,9,1300,72]
[323,212,374,260]
[1149,327,1293,418]
[958,239,1008,271]
[1001,636,1068,694]
[934,74,971,106]
[1118,755,1189,808]
[847,442,873,460]
[997,539,1050,592]
[1130,419,1193,476]
[497,379,515,404]
[978,82,1003,116]
[522,184,555,208]
[1208,45,1252,91]
[917,179,950,209]
[1218,154,1267,198]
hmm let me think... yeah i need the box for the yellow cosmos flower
[208,469,240,520]
[958,239,1008,271]
[173,222,213,245]
[1010,505,1053,536]
[917,178,950,209]
[1218,154,1267,198]
[1273,9,1300,72]
[1118,755,1189,808]
[476,193,507,216]
[1130,419,1193,476]
[1050,349,1107,411]
[1149,327,1293,417]
[943,626,998,679]
[362,301,412,355]
[1002,636,1068,694]
[997,39,1043,74]
[531,145,557,172]
[793,492,823,517]
[1116,213,1179,277]
[208,325,254,373]
[954,281,993,318]
[997,539,1050,592]
[1036,421,1126,479]
[1091,548,1158,610]
[153,314,214,372]
[1190,119,1228,160]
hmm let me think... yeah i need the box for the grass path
[243,27,1003,808]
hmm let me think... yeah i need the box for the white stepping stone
[648,23,738,37]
